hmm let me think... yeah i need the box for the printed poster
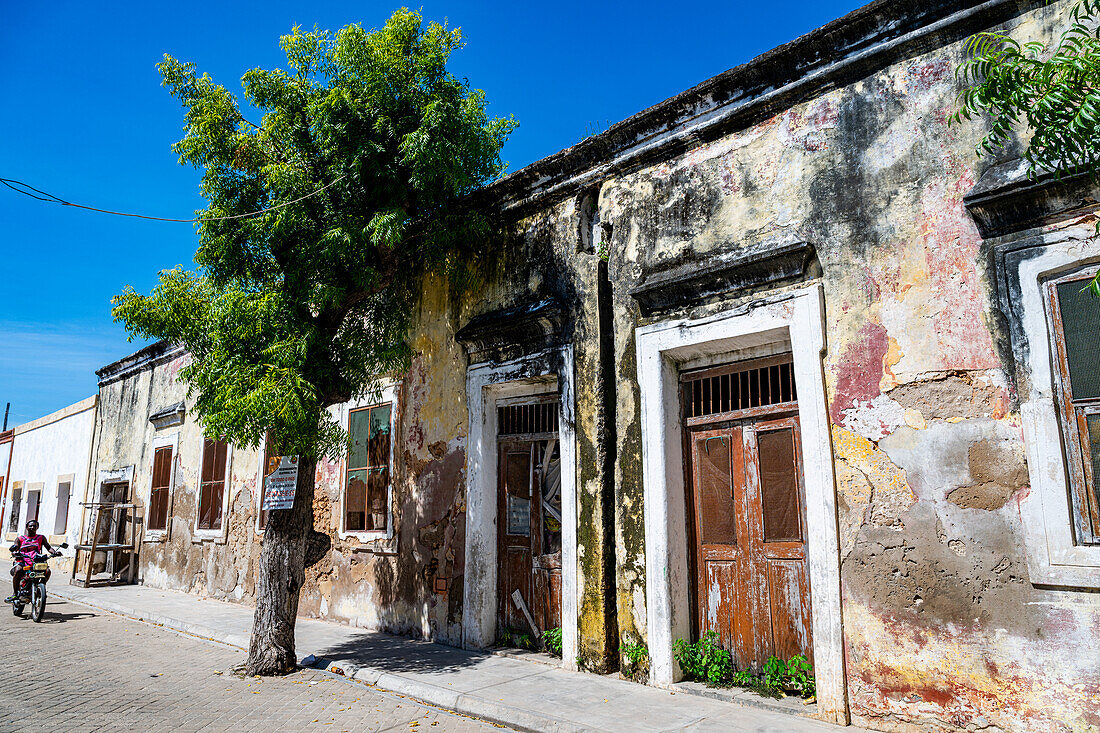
[262,455,299,511]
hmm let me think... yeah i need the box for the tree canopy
[114,9,516,458]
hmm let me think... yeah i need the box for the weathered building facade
[78,1,1100,731]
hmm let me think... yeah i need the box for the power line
[0,174,347,223]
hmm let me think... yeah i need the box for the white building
[2,396,97,572]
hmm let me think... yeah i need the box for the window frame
[995,231,1100,588]
[7,481,23,534]
[337,384,397,542]
[145,433,179,542]
[24,483,42,524]
[53,474,75,536]
[1046,268,1100,544]
[193,435,233,542]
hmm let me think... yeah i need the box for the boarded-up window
[1048,270,1100,544]
[197,438,228,530]
[54,480,72,534]
[148,447,173,532]
[7,482,21,532]
[345,404,391,532]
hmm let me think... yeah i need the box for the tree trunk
[246,454,317,675]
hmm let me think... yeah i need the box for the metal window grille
[682,359,797,420]
[498,402,558,436]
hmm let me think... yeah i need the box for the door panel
[767,560,812,663]
[498,445,532,636]
[688,414,812,671]
[498,436,563,641]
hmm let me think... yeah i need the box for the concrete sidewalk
[52,583,860,733]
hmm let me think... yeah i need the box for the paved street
[0,598,503,733]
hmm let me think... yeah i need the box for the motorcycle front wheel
[31,583,45,622]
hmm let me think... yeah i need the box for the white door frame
[635,284,848,724]
[463,346,579,669]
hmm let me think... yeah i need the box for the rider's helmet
[24,519,38,535]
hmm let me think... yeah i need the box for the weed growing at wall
[621,642,650,684]
[673,634,816,700]
[542,627,563,658]
[673,632,732,685]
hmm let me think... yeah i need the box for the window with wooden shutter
[7,482,21,532]
[25,487,40,523]
[198,438,228,530]
[1047,269,1100,545]
[345,404,391,533]
[148,447,173,531]
[54,480,72,534]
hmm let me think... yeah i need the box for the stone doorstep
[673,679,819,719]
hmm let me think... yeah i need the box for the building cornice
[482,0,1039,219]
[96,341,186,387]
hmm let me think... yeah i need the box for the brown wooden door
[531,439,562,633]
[689,414,812,671]
[497,439,562,640]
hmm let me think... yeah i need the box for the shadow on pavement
[11,599,99,624]
[315,630,491,675]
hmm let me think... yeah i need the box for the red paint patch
[830,319,889,423]
[920,171,999,371]
[907,59,950,94]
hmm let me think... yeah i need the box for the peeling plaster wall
[91,210,590,652]
[92,349,262,602]
[587,3,1098,731]
[83,2,1100,729]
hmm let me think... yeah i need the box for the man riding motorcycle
[5,520,59,603]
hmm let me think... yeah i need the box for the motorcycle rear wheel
[31,583,45,622]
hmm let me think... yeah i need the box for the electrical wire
[0,174,347,223]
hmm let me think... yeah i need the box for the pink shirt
[15,534,46,566]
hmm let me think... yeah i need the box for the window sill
[144,531,168,543]
[344,532,397,555]
[191,529,228,544]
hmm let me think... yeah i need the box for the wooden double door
[686,404,813,671]
[497,437,563,640]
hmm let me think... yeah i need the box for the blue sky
[0,0,864,425]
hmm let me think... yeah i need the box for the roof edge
[483,0,1039,216]
[13,395,98,435]
[96,341,186,386]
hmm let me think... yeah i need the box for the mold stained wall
[93,350,263,601]
[3,398,96,575]
[293,202,601,648]
[91,204,596,651]
[597,4,1098,732]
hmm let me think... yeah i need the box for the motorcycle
[9,542,67,622]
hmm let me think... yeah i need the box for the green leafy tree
[955,0,1100,287]
[113,9,515,675]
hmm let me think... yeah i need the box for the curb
[51,587,600,733]
[309,655,596,733]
